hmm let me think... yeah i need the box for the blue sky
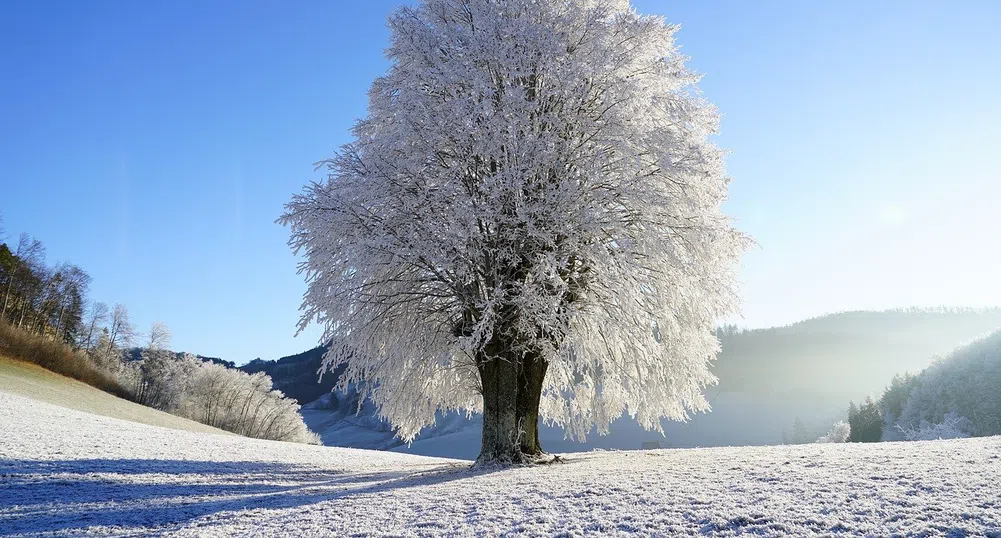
[2,1,999,363]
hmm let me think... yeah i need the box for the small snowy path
[1,390,1000,537]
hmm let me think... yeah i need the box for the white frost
[280,0,745,444]
[3,391,1000,536]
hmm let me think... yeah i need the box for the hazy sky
[2,1,999,363]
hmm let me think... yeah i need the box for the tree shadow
[0,457,497,536]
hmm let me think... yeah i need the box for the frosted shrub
[897,412,971,441]
[816,421,850,443]
[127,350,196,410]
[117,347,320,444]
[180,361,320,444]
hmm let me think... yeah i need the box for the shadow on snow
[0,458,492,535]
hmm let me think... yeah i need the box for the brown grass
[0,321,132,400]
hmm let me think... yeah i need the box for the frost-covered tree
[90,328,122,374]
[129,323,184,409]
[130,348,191,410]
[180,361,319,444]
[146,321,172,351]
[282,0,744,463]
[791,417,810,444]
[106,303,136,355]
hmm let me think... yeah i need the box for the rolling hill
[0,355,229,436]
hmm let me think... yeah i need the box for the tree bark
[476,341,549,464]
[17,301,27,329]
[1,269,15,319]
[84,320,97,352]
[516,351,548,457]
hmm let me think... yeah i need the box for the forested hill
[243,308,1001,407]
[123,348,235,370]
[883,328,1001,440]
[712,308,1001,396]
[239,346,340,404]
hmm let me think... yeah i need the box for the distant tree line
[0,218,318,444]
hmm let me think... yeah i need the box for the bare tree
[106,303,136,355]
[18,264,51,331]
[51,264,91,342]
[146,321,172,351]
[81,301,109,352]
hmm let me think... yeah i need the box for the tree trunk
[1,270,15,319]
[54,300,66,339]
[516,352,548,457]
[476,342,549,464]
[84,320,96,352]
[107,325,119,355]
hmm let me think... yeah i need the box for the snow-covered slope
[4,391,1000,536]
[0,356,228,436]
[301,390,480,453]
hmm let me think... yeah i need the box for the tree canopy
[282,0,744,462]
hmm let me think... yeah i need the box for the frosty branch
[281,0,745,464]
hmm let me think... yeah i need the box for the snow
[3,390,1000,536]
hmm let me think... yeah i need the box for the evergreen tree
[848,397,883,442]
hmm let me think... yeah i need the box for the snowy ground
[3,391,1000,536]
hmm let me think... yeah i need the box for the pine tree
[848,397,883,442]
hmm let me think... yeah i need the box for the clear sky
[2,1,999,364]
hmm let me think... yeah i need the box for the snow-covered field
[3,390,1000,536]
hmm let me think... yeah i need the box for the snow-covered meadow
[3,390,1000,537]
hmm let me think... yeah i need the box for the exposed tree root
[473,451,564,468]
